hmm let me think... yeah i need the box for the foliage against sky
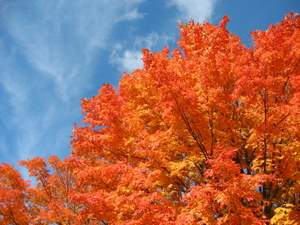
[0,1,299,170]
[1,13,300,224]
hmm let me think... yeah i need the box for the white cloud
[111,45,143,72]
[134,32,161,49]
[1,0,144,101]
[121,50,143,72]
[169,0,218,22]
[117,8,144,22]
[110,33,172,73]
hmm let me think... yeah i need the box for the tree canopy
[1,14,300,225]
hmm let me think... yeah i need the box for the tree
[1,13,300,225]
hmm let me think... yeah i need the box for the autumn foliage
[1,14,300,224]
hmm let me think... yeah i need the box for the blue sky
[0,0,299,170]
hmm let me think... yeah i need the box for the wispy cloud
[0,0,144,164]
[110,0,220,74]
[169,0,218,22]
[110,33,172,73]
[1,0,144,100]
[116,8,144,22]
[111,45,143,72]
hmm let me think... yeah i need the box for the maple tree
[1,13,300,224]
